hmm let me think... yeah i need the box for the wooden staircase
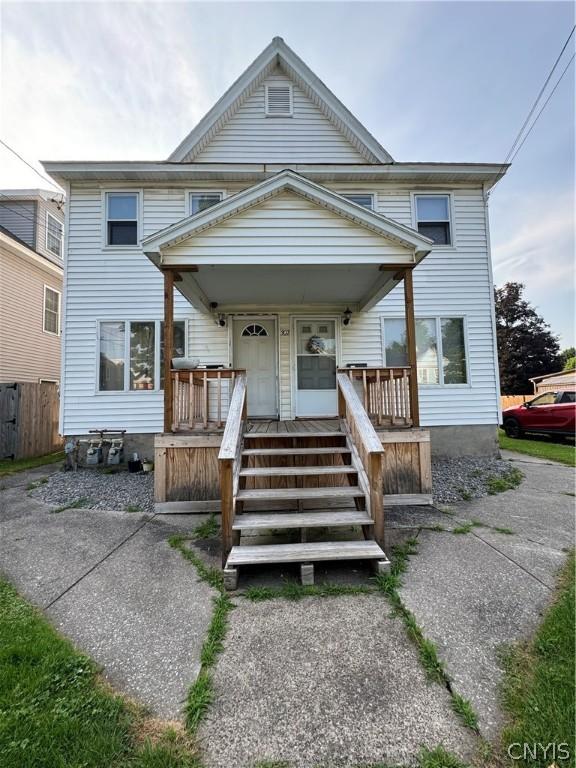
[219,375,390,590]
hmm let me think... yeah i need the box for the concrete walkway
[399,451,574,738]
[0,464,215,719]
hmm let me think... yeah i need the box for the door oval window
[241,323,268,337]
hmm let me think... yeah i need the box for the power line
[0,195,62,236]
[0,137,64,196]
[508,52,575,165]
[503,25,575,165]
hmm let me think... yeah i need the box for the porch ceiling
[175,263,401,311]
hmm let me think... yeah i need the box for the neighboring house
[0,190,64,383]
[44,38,508,580]
[530,369,576,394]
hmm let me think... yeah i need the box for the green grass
[26,477,49,491]
[453,522,474,535]
[244,581,374,601]
[51,496,92,513]
[486,467,523,495]
[500,551,575,767]
[499,429,576,467]
[0,579,200,768]
[0,451,65,477]
[124,504,142,513]
[451,693,479,731]
[493,526,515,535]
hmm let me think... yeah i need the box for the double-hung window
[46,213,63,257]
[382,316,467,385]
[43,286,60,335]
[342,194,374,209]
[99,320,186,391]
[415,195,452,245]
[189,192,223,215]
[106,193,138,246]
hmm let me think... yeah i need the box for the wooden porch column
[163,269,174,433]
[403,269,420,427]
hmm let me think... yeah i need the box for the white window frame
[410,192,455,248]
[102,190,142,249]
[265,83,293,117]
[43,285,61,336]
[380,315,470,387]
[45,211,63,258]
[187,190,225,216]
[341,193,375,210]
[96,319,187,394]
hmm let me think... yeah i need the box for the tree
[495,282,561,394]
[560,347,575,370]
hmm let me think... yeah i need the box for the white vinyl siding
[193,68,367,164]
[61,183,498,433]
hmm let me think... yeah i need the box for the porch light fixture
[217,314,227,328]
[342,308,352,327]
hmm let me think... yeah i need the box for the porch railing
[339,367,414,427]
[337,372,385,550]
[171,368,246,432]
[218,372,247,566]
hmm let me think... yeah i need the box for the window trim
[102,190,142,249]
[45,211,63,258]
[43,285,61,336]
[264,83,293,117]
[340,193,375,210]
[187,190,226,216]
[410,192,455,248]
[96,318,187,394]
[380,314,470,387]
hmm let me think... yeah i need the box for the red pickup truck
[502,390,576,439]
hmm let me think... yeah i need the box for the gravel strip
[30,469,154,514]
[432,456,517,504]
[30,456,517,513]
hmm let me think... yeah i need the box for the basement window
[106,193,138,246]
[265,84,293,116]
[415,195,451,245]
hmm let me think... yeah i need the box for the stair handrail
[218,372,247,566]
[337,372,385,550]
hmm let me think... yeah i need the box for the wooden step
[239,465,357,477]
[232,510,373,530]
[236,486,363,502]
[242,447,351,457]
[227,540,385,566]
[244,431,344,439]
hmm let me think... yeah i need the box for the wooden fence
[501,394,530,410]
[0,382,62,460]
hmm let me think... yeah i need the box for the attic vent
[265,84,293,116]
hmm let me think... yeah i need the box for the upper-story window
[265,84,293,116]
[342,194,374,209]
[189,192,223,215]
[46,212,63,258]
[415,195,451,245]
[106,193,138,246]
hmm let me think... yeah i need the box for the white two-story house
[44,38,507,583]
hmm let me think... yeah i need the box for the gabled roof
[168,37,393,164]
[142,170,432,254]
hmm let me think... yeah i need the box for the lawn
[499,430,576,467]
[500,551,575,767]
[0,451,65,477]
[0,579,199,768]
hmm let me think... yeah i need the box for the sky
[1,0,574,346]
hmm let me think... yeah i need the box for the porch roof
[143,171,433,314]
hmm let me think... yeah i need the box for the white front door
[295,319,338,417]
[233,319,277,418]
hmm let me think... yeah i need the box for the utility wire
[503,25,575,165]
[508,52,575,165]
[0,137,64,196]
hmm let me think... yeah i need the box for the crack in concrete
[470,530,553,591]
[44,514,157,610]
